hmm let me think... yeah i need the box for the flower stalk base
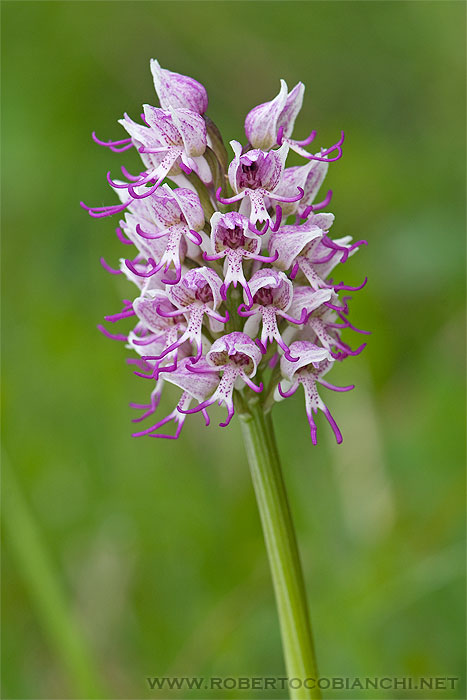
[238,402,321,700]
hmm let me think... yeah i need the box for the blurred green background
[2,1,465,699]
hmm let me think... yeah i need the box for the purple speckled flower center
[218,225,247,249]
[210,350,253,369]
[193,283,213,304]
[240,161,261,189]
[253,287,274,306]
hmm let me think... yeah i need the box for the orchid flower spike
[84,59,368,443]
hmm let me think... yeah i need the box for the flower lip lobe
[87,58,367,442]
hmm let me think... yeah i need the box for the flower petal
[170,108,207,157]
[207,332,262,376]
[150,59,208,114]
[280,341,332,379]
[164,358,218,400]
[169,186,205,230]
[269,223,324,270]
[277,82,305,138]
[141,105,181,145]
[288,287,332,318]
[244,79,288,149]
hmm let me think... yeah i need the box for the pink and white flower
[216,141,303,226]
[238,269,309,361]
[245,79,345,163]
[278,341,353,445]
[245,79,304,150]
[178,332,263,427]
[115,106,208,196]
[204,212,278,305]
[123,185,205,285]
[150,267,228,363]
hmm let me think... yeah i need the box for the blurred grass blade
[1,453,106,698]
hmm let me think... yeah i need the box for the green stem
[238,402,321,700]
[1,455,106,698]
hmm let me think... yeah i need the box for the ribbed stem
[238,402,321,700]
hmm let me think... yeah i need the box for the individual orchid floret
[245,79,344,163]
[124,185,204,284]
[278,341,354,444]
[81,108,209,218]
[150,59,208,115]
[145,267,228,363]
[216,141,303,226]
[245,79,304,150]
[132,358,218,439]
[238,269,308,361]
[178,332,263,427]
[205,212,278,306]
[116,106,207,196]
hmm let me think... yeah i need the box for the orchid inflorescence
[81,60,369,443]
